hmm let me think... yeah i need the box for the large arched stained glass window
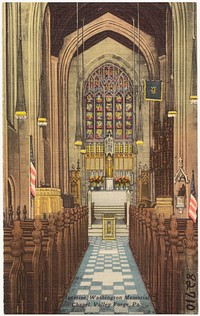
[85,63,134,141]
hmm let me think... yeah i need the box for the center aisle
[60,237,155,314]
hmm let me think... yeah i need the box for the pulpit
[34,188,63,217]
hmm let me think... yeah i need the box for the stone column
[51,56,60,188]
[173,4,197,213]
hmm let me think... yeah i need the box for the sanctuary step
[88,219,129,237]
[94,205,125,220]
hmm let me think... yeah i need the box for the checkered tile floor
[60,237,155,314]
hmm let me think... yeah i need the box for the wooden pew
[4,206,89,314]
[129,205,198,314]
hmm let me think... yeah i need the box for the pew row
[4,206,88,314]
[129,205,198,314]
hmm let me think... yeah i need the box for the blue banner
[144,80,162,101]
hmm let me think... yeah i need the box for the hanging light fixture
[167,111,177,118]
[132,17,138,154]
[189,4,197,105]
[38,117,47,126]
[168,16,177,118]
[80,18,86,154]
[38,74,47,127]
[135,3,144,146]
[15,3,27,120]
[135,110,144,146]
[189,37,197,105]
[74,3,82,146]
[38,12,47,127]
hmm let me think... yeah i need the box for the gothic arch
[83,53,139,86]
[8,176,16,210]
[27,3,194,197]
[58,12,157,192]
[59,12,158,81]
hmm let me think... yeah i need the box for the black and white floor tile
[60,237,155,314]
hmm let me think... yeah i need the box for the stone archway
[58,12,159,193]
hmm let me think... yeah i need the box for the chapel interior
[3,2,198,314]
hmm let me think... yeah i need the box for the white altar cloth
[91,190,127,206]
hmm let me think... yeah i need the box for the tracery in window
[85,63,134,141]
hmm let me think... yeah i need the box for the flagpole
[188,170,198,223]
[29,134,37,219]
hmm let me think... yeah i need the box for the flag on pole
[144,80,162,101]
[30,135,36,197]
[188,170,198,223]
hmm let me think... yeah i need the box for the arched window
[85,62,134,141]
[84,63,135,189]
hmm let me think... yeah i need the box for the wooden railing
[4,206,88,314]
[129,205,198,314]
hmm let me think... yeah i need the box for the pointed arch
[8,175,16,210]
[84,53,138,85]
[58,12,158,192]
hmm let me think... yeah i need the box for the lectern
[103,213,116,240]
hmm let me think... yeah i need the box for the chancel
[3,2,198,315]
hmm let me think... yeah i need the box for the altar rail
[4,206,88,314]
[129,205,198,314]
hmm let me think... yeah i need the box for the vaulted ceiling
[48,2,169,57]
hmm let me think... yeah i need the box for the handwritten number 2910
[185,274,196,311]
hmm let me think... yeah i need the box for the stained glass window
[85,63,134,141]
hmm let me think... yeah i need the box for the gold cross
[150,86,157,94]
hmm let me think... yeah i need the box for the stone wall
[68,37,150,178]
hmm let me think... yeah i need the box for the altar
[88,189,131,229]
[91,190,127,206]
[86,132,133,227]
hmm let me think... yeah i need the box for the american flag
[188,170,197,223]
[30,135,36,197]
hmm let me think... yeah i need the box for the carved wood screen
[150,106,174,199]
[84,63,135,188]
[69,165,81,205]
